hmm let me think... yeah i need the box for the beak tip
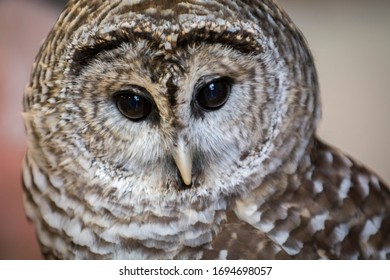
[182,176,192,186]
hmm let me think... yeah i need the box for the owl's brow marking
[70,22,264,76]
[71,38,126,76]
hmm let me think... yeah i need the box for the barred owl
[22,0,390,259]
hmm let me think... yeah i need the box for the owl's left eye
[114,89,153,121]
[196,77,232,110]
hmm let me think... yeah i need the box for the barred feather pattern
[22,0,390,259]
[205,141,390,259]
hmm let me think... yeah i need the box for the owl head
[24,0,320,204]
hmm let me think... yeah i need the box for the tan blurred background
[0,0,389,259]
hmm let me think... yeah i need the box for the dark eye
[114,90,153,121]
[196,78,232,110]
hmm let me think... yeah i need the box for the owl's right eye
[114,89,153,121]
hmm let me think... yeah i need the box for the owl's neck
[101,192,229,259]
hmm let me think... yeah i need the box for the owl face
[70,42,269,193]
[25,0,319,203]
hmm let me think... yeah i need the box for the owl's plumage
[22,0,390,259]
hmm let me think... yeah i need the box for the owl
[22,0,390,260]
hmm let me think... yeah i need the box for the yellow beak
[172,138,192,186]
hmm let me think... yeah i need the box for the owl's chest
[28,184,227,259]
[23,152,229,259]
[96,206,226,259]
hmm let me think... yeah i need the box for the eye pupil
[197,78,231,110]
[115,90,152,121]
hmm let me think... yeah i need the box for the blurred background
[0,0,389,259]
